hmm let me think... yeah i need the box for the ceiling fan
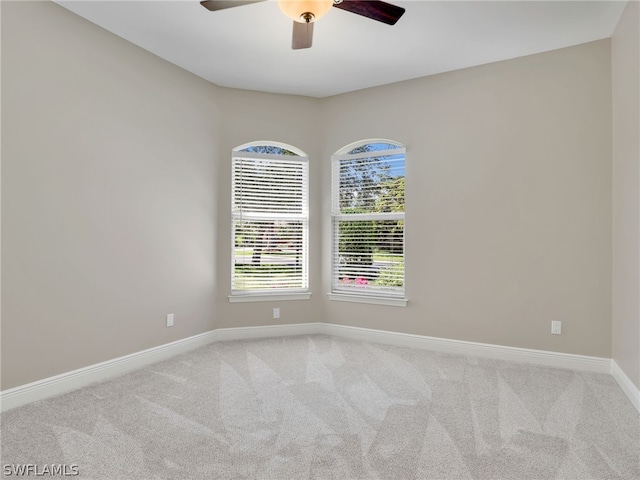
[200,0,406,50]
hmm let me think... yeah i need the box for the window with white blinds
[331,141,406,301]
[232,144,309,296]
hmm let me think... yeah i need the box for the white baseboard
[319,323,612,374]
[0,330,217,412]
[212,322,322,342]
[0,322,618,413]
[611,360,640,414]
[0,323,321,412]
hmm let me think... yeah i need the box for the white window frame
[329,140,407,307]
[229,142,310,303]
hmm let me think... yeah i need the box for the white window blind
[232,146,309,295]
[331,142,405,298]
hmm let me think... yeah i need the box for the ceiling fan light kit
[200,0,405,50]
[279,0,333,23]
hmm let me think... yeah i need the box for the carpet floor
[1,334,639,479]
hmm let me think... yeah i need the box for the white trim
[233,140,307,158]
[233,151,309,162]
[333,212,404,221]
[611,360,640,414]
[333,138,405,156]
[211,323,322,342]
[228,292,312,303]
[319,324,612,373]
[232,212,307,221]
[1,322,619,413]
[327,293,408,307]
[0,330,219,413]
[0,324,322,413]
[333,147,405,162]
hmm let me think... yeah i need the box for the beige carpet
[1,334,639,479]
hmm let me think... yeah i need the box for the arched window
[230,142,309,299]
[330,139,406,305]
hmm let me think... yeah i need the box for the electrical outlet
[166,313,174,328]
[273,307,280,319]
[551,321,561,335]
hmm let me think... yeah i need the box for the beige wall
[321,41,613,357]
[1,1,619,390]
[612,0,640,389]
[1,2,221,389]
[1,1,326,390]
[213,88,325,328]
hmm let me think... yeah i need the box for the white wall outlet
[273,307,280,319]
[166,313,174,328]
[551,320,562,335]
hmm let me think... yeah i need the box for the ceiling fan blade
[200,0,266,12]
[333,0,405,25]
[292,21,314,50]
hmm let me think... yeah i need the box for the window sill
[327,293,408,307]
[228,292,312,303]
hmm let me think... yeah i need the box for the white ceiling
[55,0,626,98]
